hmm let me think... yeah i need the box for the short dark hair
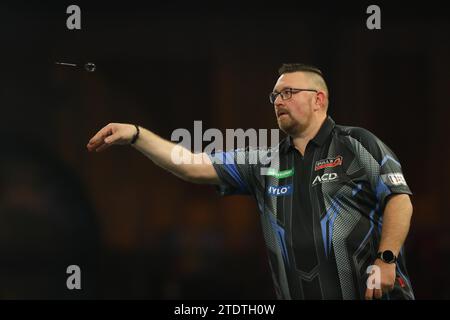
[278,63,330,108]
[278,63,324,78]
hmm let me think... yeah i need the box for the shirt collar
[311,116,335,146]
[281,116,336,154]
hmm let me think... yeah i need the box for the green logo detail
[266,168,294,179]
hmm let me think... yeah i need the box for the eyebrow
[272,86,292,93]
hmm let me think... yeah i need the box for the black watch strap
[130,125,140,145]
[377,250,397,264]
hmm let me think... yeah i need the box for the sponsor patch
[386,173,407,186]
[266,168,294,179]
[312,173,339,186]
[315,155,343,171]
[267,184,293,196]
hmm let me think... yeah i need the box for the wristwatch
[377,250,397,264]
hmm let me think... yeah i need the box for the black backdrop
[1,0,449,299]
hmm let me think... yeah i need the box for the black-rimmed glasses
[269,88,317,104]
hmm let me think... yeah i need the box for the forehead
[273,72,309,91]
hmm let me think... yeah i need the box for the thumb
[104,133,121,144]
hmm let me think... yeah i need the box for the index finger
[365,287,374,300]
[88,125,113,147]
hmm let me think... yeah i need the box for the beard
[277,114,300,136]
[277,112,313,137]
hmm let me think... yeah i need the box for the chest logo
[267,184,293,196]
[315,155,343,171]
[312,173,339,186]
[266,168,294,179]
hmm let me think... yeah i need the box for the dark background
[0,0,449,299]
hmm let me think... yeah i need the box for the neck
[291,114,327,155]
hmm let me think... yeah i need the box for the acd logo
[312,173,338,185]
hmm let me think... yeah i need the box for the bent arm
[378,194,413,256]
[87,123,220,185]
[365,194,413,299]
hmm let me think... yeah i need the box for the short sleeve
[348,128,412,209]
[208,149,259,196]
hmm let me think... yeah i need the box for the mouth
[277,110,289,118]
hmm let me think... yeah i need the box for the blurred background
[0,0,449,299]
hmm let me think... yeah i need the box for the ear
[315,91,326,109]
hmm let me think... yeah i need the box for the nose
[274,103,285,116]
[274,94,284,108]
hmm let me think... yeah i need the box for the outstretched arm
[86,123,220,185]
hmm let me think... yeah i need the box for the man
[87,63,414,300]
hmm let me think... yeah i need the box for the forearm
[378,194,413,255]
[87,123,218,184]
[131,127,213,183]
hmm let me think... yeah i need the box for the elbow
[408,197,414,217]
[178,166,205,184]
[182,165,217,185]
[181,172,200,184]
[387,193,413,217]
[400,194,414,220]
[403,194,413,216]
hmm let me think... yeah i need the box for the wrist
[130,124,140,145]
[376,250,398,264]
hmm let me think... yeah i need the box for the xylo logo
[267,184,293,196]
[312,173,338,186]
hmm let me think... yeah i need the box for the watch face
[382,250,395,263]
